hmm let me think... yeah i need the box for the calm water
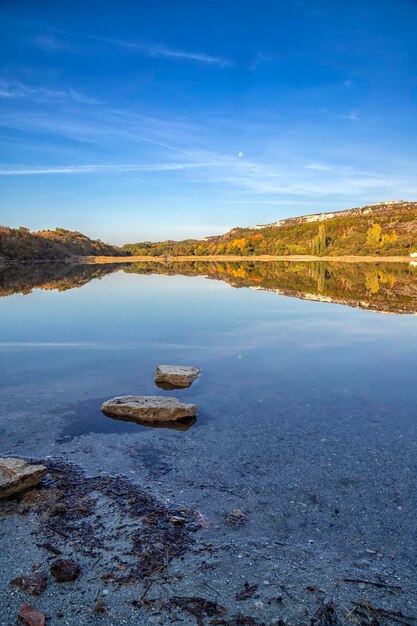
[1,261,417,459]
[1,261,417,405]
[1,261,417,622]
[1,262,417,443]
[1,261,416,488]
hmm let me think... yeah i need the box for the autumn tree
[366,223,382,246]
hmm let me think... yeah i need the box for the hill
[123,200,417,258]
[2,201,417,261]
[0,226,127,261]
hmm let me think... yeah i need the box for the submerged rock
[225,508,247,526]
[105,412,197,431]
[0,458,47,500]
[155,364,201,389]
[102,395,197,422]
[50,558,81,582]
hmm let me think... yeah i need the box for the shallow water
[1,262,417,436]
[1,262,417,624]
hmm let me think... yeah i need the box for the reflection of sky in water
[1,270,417,442]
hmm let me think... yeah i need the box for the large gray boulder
[0,458,47,499]
[155,365,201,389]
[102,395,197,422]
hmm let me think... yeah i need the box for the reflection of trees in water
[124,260,417,314]
[365,271,380,294]
[310,262,332,294]
[365,270,397,295]
[0,263,120,297]
[1,259,416,314]
[305,262,399,296]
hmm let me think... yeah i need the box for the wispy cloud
[305,162,333,171]
[339,111,360,121]
[248,51,278,70]
[188,153,417,198]
[0,79,100,104]
[28,25,233,66]
[0,162,212,175]
[0,80,64,100]
[89,35,233,67]
[66,88,100,105]
[33,34,72,51]
[1,93,415,201]
[0,105,220,163]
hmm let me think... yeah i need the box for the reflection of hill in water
[1,260,417,314]
[125,260,417,314]
[0,262,120,297]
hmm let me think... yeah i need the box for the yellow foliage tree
[380,230,398,246]
[366,223,382,246]
[226,238,247,254]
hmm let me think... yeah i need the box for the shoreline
[1,254,414,266]
[84,254,414,264]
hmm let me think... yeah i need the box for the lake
[1,261,417,625]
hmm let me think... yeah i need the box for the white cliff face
[365,200,405,206]
[246,200,408,231]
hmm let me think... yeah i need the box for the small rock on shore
[50,559,81,582]
[0,458,47,499]
[17,604,45,626]
[10,572,48,596]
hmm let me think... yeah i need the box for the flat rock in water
[102,395,197,422]
[0,458,47,500]
[155,365,201,388]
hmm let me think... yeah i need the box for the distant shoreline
[82,254,414,264]
[1,254,415,265]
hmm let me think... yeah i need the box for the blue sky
[0,0,416,243]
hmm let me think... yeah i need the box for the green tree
[311,224,327,256]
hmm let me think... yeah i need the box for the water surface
[1,261,416,623]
